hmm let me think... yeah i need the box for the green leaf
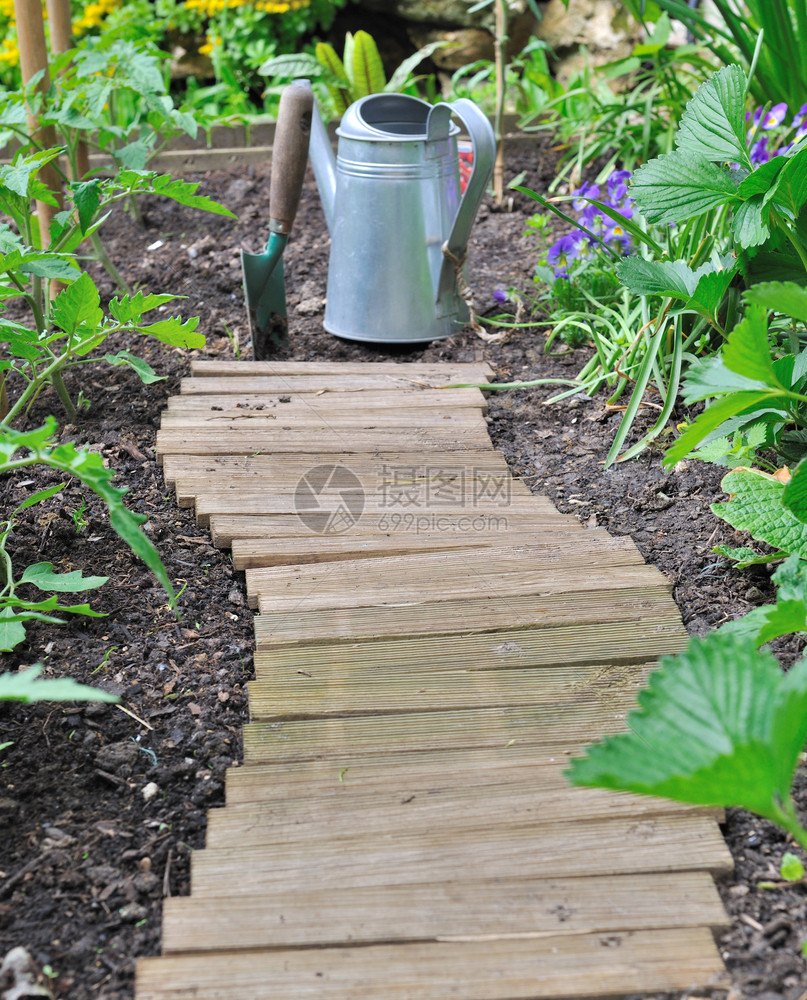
[104,350,165,384]
[0,606,26,651]
[731,196,771,248]
[783,460,807,523]
[721,305,782,388]
[136,316,203,348]
[567,631,807,827]
[713,543,776,569]
[631,151,740,225]
[768,146,807,219]
[713,467,807,559]
[687,265,737,324]
[72,179,101,235]
[144,174,236,219]
[738,156,787,199]
[14,483,66,513]
[20,561,108,593]
[19,255,79,282]
[780,851,805,881]
[351,31,386,98]
[49,271,103,336]
[0,664,119,703]
[665,392,777,466]
[108,291,178,324]
[616,257,697,298]
[675,64,750,168]
[259,52,321,79]
[745,281,807,323]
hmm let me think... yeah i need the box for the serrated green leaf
[0,664,119,703]
[147,174,236,219]
[721,305,782,387]
[675,65,750,168]
[0,606,26,651]
[108,291,178,324]
[768,147,807,219]
[19,256,79,282]
[259,52,321,79]
[20,561,108,593]
[714,467,807,559]
[104,350,165,384]
[731,196,770,248]
[137,316,203,348]
[0,224,23,255]
[687,266,737,324]
[738,157,786,199]
[616,256,697,298]
[783,460,807,523]
[631,151,740,225]
[49,271,103,335]
[745,281,807,323]
[567,631,807,826]
[780,851,805,881]
[713,544,773,568]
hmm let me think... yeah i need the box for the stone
[95,740,139,772]
[536,0,640,85]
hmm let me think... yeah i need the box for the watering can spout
[294,80,336,233]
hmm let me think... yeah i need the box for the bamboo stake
[13,0,64,247]
[492,0,507,208]
[45,0,90,181]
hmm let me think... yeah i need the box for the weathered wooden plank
[253,587,675,647]
[177,375,491,395]
[160,410,488,430]
[248,648,686,718]
[205,781,719,852]
[241,687,653,764]
[161,871,729,953]
[165,387,490,411]
[189,814,733,894]
[182,473,530,511]
[189,359,495,380]
[246,542,652,612]
[232,525,590,570]
[161,449,511,490]
[155,423,495,458]
[138,927,728,999]
[222,745,624,803]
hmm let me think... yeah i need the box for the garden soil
[1,136,806,1000]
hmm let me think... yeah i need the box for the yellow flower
[0,0,14,21]
[0,36,18,68]
[199,33,221,55]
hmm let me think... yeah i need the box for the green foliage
[568,629,807,851]
[259,31,446,119]
[0,664,119,705]
[631,0,807,110]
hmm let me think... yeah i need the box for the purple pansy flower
[572,181,599,213]
[750,136,770,166]
[792,103,807,128]
[762,103,788,129]
[493,288,508,305]
[547,230,585,277]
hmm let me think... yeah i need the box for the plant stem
[89,230,130,294]
[492,0,507,208]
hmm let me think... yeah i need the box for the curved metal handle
[443,98,496,258]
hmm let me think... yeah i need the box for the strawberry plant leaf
[616,257,698,298]
[713,543,786,569]
[567,631,807,831]
[675,64,750,167]
[664,391,777,466]
[19,561,108,593]
[720,305,783,388]
[630,151,741,225]
[745,281,807,323]
[714,467,807,557]
[783,460,807,523]
[731,196,770,248]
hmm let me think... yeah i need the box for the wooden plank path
[137,360,732,1000]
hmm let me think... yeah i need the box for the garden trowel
[242,82,313,358]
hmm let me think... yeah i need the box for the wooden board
[161,871,729,952]
[178,374,492,395]
[155,423,495,457]
[245,544,655,612]
[189,359,495,381]
[137,928,728,1000]
[253,587,676,647]
[165,387,490,411]
[161,449,511,490]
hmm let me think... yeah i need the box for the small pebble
[141,782,160,803]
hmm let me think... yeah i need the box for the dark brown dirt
[1,134,806,1000]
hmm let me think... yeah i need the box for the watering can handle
[443,98,496,259]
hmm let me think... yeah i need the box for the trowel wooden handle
[269,83,314,235]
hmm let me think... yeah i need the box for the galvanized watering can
[300,80,495,344]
